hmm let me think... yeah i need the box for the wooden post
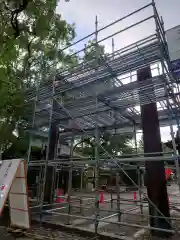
[137,66,171,237]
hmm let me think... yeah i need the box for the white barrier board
[0,159,30,229]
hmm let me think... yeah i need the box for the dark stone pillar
[44,100,59,203]
[137,66,171,237]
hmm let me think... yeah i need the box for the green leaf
[0,0,76,151]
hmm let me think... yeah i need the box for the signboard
[0,159,30,229]
[166,25,180,78]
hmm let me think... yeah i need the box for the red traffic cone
[99,191,104,203]
[134,192,137,201]
[56,188,64,203]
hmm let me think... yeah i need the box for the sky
[56,0,180,141]
[57,0,180,50]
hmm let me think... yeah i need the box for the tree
[83,40,106,62]
[0,0,77,151]
[73,133,135,188]
[74,132,134,158]
[139,136,172,154]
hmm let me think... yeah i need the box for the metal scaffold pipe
[67,15,154,59]
[170,124,180,193]
[23,1,180,237]
[116,172,121,222]
[28,155,177,167]
[58,3,152,53]
[94,19,100,232]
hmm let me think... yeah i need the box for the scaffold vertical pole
[112,38,115,58]
[112,38,115,87]
[27,97,37,170]
[27,56,42,171]
[134,122,138,153]
[80,136,84,214]
[80,167,84,214]
[67,163,73,224]
[37,165,43,204]
[67,136,74,225]
[94,15,100,235]
[116,172,121,222]
[50,133,59,203]
[94,125,100,234]
[110,167,113,208]
[113,109,121,219]
[134,123,143,214]
[137,166,143,214]
[55,164,60,200]
[170,124,180,193]
[40,75,55,224]
[94,96,100,234]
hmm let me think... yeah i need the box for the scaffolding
[24,1,180,238]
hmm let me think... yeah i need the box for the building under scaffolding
[23,1,180,238]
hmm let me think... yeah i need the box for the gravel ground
[0,227,92,240]
[2,186,180,240]
[0,228,14,240]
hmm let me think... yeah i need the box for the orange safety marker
[99,191,104,203]
[56,189,64,203]
[134,192,137,201]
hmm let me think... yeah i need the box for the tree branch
[6,0,30,38]
[22,37,36,82]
